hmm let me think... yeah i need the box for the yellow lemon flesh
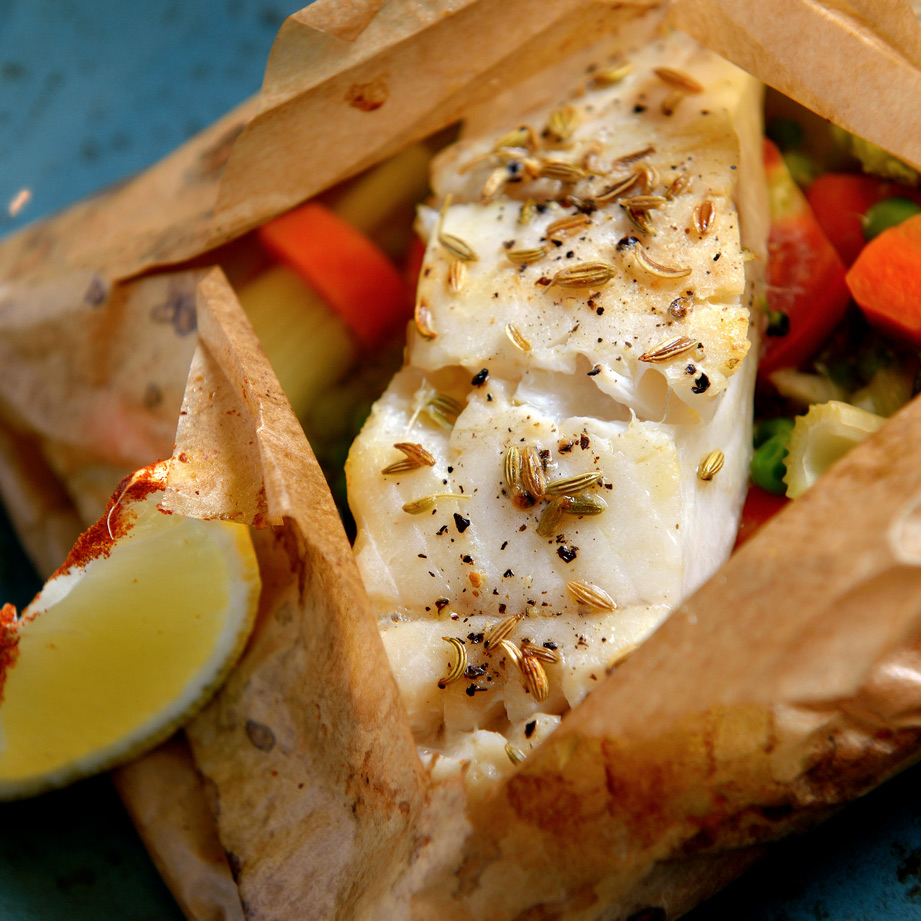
[0,463,260,799]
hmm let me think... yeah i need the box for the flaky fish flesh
[346,29,768,789]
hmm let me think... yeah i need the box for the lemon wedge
[0,460,260,799]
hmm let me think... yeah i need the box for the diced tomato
[733,485,790,549]
[807,173,921,266]
[759,140,851,377]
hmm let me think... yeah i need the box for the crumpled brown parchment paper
[3,1,921,919]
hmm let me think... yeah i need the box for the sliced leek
[782,400,886,498]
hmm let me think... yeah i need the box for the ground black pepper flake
[503,569,514,578]
[580,434,590,449]
[465,684,488,697]
[692,373,711,393]
[454,513,471,533]
[436,525,448,536]
[587,365,602,377]
[461,554,474,564]
[465,664,488,679]
[558,545,578,563]
[500,540,508,550]
[524,720,537,739]
[471,368,489,386]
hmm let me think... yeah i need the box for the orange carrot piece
[259,201,412,350]
[846,213,921,346]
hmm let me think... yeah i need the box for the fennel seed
[639,336,699,363]
[495,638,524,671]
[653,67,704,93]
[439,231,478,262]
[425,392,464,428]
[537,497,566,537]
[521,640,562,665]
[544,104,578,145]
[402,494,469,515]
[484,612,523,651]
[551,262,616,288]
[566,579,617,611]
[594,172,640,205]
[562,494,607,516]
[506,247,546,266]
[544,471,602,496]
[546,213,592,239]
[697,449,725,481]
[447,258,467,293]
[591,62,633,87]
[505,323,532,351]
[414,302,436,339]
[693,200,715,235]
[519,198,538,225]
[632,242,692,279]
[539,160,587,183]
[520,445,546,502]
[437,637,468,688]
[521,653,550,702]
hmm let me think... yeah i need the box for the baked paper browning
[3,2,921,920]
[420,396,921,920]
[171,270,429,921]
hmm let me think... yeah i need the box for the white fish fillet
[346,30,767,788]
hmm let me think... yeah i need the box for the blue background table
[2,2,921,918]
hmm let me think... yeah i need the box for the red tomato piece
[760,140,851,377]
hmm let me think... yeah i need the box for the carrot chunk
[846,213,921,346]
[259,201,412,350]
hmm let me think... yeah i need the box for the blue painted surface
[0,0,290,234]
[0,3,288,920]
[2,2,921,919]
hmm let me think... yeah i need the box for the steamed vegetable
[760,140,850,376]
[750,418,793,495]
[808,173,921,265]
[833,127,920,186]
[259,201,411,350]
[734,485,789,546]
[846,214,921,346]
[782,400,885,498]
[862,197,921,241]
